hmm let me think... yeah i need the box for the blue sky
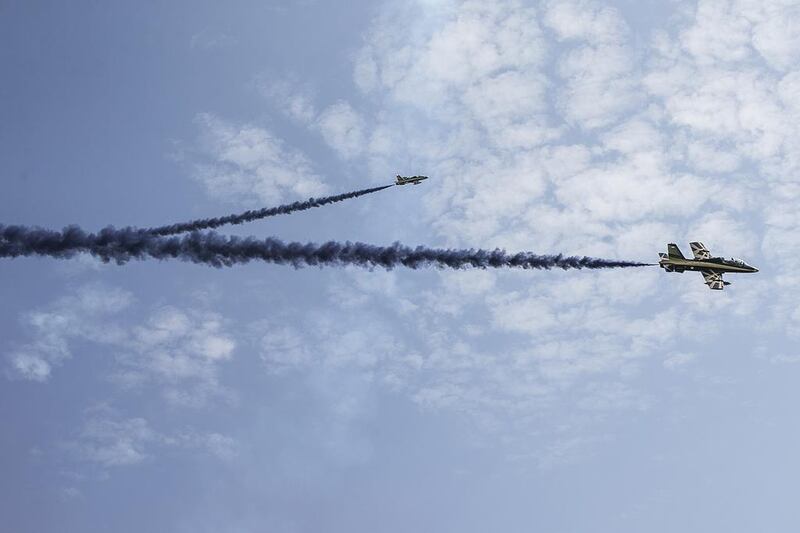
[3,0,800,531]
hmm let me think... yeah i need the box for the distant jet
[395,175,429,186]
[659,242,758,290]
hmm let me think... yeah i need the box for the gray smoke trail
[146,185,394,236]
[0,225,653,270]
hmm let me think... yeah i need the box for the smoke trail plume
[0,224,653,271]
[146,185,393,236]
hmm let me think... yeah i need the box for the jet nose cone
[752,266,759,272]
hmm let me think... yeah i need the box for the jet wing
[690,242,712,260]
[700,269,725,290]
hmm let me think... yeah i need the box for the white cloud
[543,0,626,43]
[643,0,800,336]
[545,1,641,128]
[59,487,82,501]
[252,266,677,457]
[192,113,329,205]
[686,212,758,257]
[339,0,752,262]
[79,416,155,467]
[254,0,798,461]
[5,285,236,408]
[678,0,753,65]
[199,432,238,461]
[116,307,237,407]
[140,0,800,464]
[675,0,800,71]
[5,285,133,381]
[258,313,405,380]
[64,405,237,470]
[259,325,313,374]
[63,406,157,468]
[353,0,551,145]
[686,140,742,173]
[8,352,51,382]
[257,77,317,123]
[663,352,697,370]
[316,102,367,159]
[750,5,800,71]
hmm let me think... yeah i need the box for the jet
[658,242,758,290]
[395,175,429,186]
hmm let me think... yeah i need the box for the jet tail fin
[667,243,685,259]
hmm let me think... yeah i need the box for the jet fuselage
[395,175,429,186]
[659,242,757,290]
[658,256,759,274]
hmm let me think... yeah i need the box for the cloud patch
[243,0,797,463]
[191,113,328,205]
[63,405,237,470]
[4,285,236,408]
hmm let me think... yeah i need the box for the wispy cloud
[190,113,329,205]
[5,284,133,382]
[256,77,318,124]
[4,285,236,408]
[113,306,236,408]
[62,404,237,471]
[239,0,800,463]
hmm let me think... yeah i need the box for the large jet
[395,175,429,186]
[659,242,758,290]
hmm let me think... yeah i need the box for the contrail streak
[146,185,394,236]
[0,225,653,270]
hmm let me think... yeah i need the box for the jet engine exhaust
[0,225,653,271]
[145,184,394,236]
